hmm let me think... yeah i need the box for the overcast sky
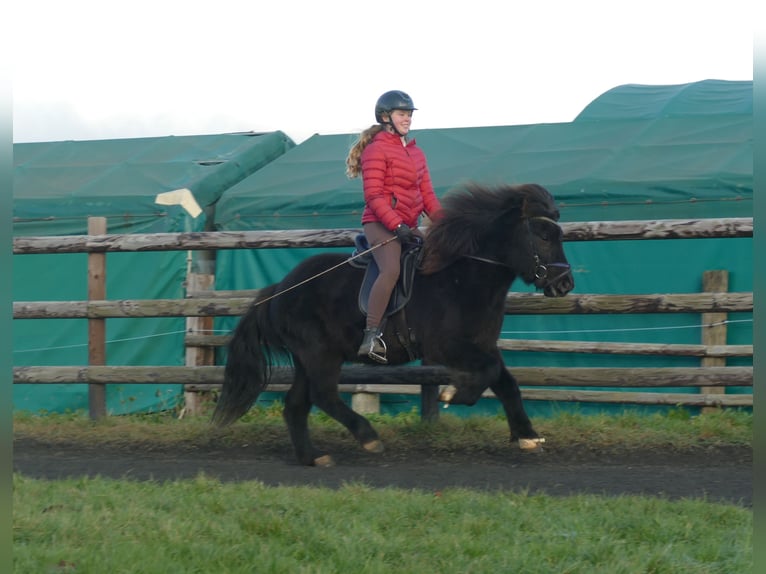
[10,1,753,145]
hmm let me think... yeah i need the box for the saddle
[349,233,423,316]
[349,234,423,361]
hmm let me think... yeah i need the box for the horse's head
[500,183,573,297]
[522,212,574,297]
[420,182,574,297]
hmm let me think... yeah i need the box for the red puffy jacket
[360,130,442,230]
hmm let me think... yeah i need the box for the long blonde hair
[345,124,384,178]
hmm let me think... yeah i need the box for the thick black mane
[420,182,558,274]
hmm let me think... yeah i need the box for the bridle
[527,215,572,288]
[465,215,572,288]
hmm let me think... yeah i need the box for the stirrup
[358,328,387,364]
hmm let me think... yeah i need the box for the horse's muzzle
[539,263,574,297]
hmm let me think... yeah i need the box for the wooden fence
[12,217,754,419]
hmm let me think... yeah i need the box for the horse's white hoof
[518,437,545,452]
[313,455,335,467]
[363,439,385,454]
[439,385,457,403]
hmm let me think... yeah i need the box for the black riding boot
[358,328,387,364]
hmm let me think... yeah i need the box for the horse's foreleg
[490,369,544,453]
[433,345,500,406]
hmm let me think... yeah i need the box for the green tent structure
[13,131,295,414]
[212,79,752,416]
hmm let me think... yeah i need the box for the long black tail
[211,286,284,426]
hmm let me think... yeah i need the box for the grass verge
[13,474,752,574]
[12,405,753,454]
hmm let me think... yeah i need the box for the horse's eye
[532,220,559,242]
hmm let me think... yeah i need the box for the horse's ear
[518,184,557,219]
[519,188,545,219]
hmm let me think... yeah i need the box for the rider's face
[386,109,413,135]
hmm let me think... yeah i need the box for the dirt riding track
[13,437,752,508]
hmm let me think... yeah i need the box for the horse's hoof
[363,439,385,454]
[518,437,545,453]
[313,455,335,467]
[439,385,457,403]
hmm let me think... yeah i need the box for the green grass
[13,475,751,574]
[13,408,753,573]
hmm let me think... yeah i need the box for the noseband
[533,255,572,284]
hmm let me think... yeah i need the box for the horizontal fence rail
[183,333,752,359]
[13,365,752,409]
[12,218,753,254]
[12,365,752,388]
[12,292,755,319]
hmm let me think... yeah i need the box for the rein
[251,235,397,307]
[464,255,508,267]
[250,211,571,308]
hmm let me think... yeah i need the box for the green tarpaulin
[13,131,295,414]
[212,80,752,416]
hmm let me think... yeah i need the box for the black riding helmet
[374,90,417,124]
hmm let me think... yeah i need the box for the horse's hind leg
[283,363,331,466]
[490,369,545,453]
[307,365,384,455]
[313,387,384,455]
[286,360,383,466]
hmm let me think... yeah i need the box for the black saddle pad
[351,233,423,317]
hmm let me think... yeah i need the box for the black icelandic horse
[212,183,574,466]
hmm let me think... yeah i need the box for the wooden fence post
[183,272,216,415]
[420,386,440,422]
[351,392,380,415]
[88,217,107,419]
[701,270,728,413]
